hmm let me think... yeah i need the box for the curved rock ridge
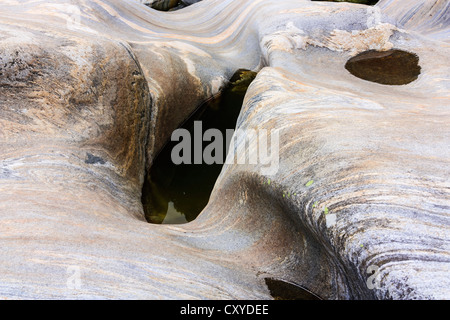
[0,0,448,299]
[377,0,450,40]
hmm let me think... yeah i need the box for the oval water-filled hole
[345,49,421,85]
[264,278,322,300]
[311,0,379,5]
[142,69,257,224]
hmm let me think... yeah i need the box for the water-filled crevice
[345,49,421,85]
[142,69,257,224]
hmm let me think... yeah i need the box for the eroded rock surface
[0,0,448,299]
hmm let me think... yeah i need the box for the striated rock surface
[377,0,450,40]
[0,0,448,299]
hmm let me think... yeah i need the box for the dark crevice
[264,278,322,300]
[146,0,200,12]
[311,0,379,5]
[85,153,105,165]
[142,69,257,224]
[345,49,421,85]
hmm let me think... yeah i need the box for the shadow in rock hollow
[311,0,379,5]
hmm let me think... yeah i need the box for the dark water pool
[142,69,257,224]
